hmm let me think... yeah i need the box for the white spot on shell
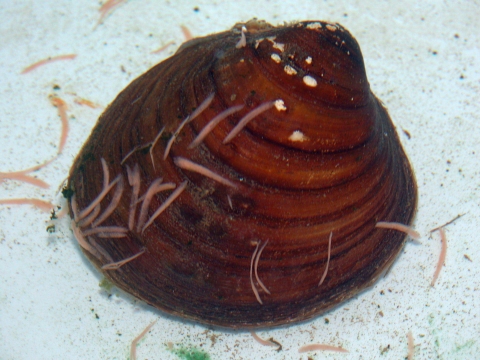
[235,26,247,48]
[284,65,297,75]
[265,37,284,52]
[271,53,281,63]
[255,36,285,52]
[274,99,287,111]
[326,24,337,32]
[305,56,312,64]
[306,22,322,30]
[303,75,317,87]
[273,42,285,52]
[289,130,308,142]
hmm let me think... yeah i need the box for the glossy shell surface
[67,20,417,328]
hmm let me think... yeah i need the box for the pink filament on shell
[126,164,141,231]
[223,101,275,144]
[102,248,146,270]
[97,232,128,238]
[70,215,102,260]
[254,240,270,295]
[77,174,122,221]
[188,104,244,149]
[82,226,128,237]
[77,205,100,228]
[149,126,165,170]
[163,93,214,160]
[121,143,152,165]
[91,175,125,227]
[173,157,237,189]
[136,179,176,233]
[318,232,333,286]
[141,181,187,233]
[250,240,270,304]
[100,158,109,189]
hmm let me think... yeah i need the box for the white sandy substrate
[0,1,479,359]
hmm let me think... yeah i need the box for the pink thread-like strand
[77,174,121,221]
[50,96,69,154]
[92,175,125,227]
[180,25,193,41]
[254,240,270,295]
[100,158,109,189]
[375,221,420,240]
[298,343,348,353]
[102,248,146,271]
[0,173,49,189]
[83,226,128,237]
[121,143,152,165]
[0,198,54,212]
[70,216,102,260]
[97,232,128,238]
[151,41,175,54]
[250,241,263,304]
[77,205,100,228]
[142,181,187,233]
[150,126,165,170]
[21,54,77,74]
[250,331,278,348]
[98,0,127,25]
[73,97,102,109]
[164,93,214,160]
[407,331,414,360]
[223,101,275,144]
[431,227,447,287]
[71,194,79,222]
[130,320,157,360]
[126,164,141,231]
[137,180,176,232]
[319,232,333,286]
[189,105,244,149]
[0,157,55,189]
[174,157,237,188]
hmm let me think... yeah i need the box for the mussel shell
[67,20,417,328]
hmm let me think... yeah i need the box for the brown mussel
[67,19,417,328]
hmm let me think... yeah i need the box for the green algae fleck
[171,346,210,360]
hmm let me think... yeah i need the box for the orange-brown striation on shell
[67,19,417,328]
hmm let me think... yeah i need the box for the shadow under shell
[67,19,417,328]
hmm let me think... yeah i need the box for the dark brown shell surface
[67,20,417,328]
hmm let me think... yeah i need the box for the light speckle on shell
[67,19,417,328]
